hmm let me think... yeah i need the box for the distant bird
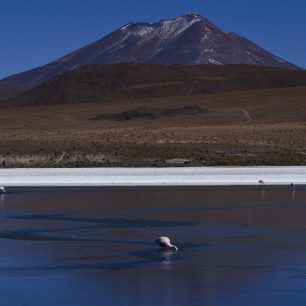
[155,236,178,251]
[0,187,6,194]
[259,180,265,185]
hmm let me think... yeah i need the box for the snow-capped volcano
[1,13,298,89]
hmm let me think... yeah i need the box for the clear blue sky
[1,0,305,79]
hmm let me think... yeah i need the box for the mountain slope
[2,63,306,107]
[0,13,299,89]
[0,83,24,100]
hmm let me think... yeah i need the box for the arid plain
[1,82,306,167]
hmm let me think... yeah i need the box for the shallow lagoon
[1,186,306,305]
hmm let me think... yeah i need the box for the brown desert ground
[0,83,306,167]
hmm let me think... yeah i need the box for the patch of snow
[133,26,155,37]
[120,23,133,31]
[208,58,223,65]
[245,51,260,62]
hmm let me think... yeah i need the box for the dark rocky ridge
[2,63,306,108]
[0,83,24,100]
[94,106,206,121]
[0,13,299,90]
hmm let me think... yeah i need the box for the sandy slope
[0,86,306,167]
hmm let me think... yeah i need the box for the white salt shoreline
[0,167,306,187]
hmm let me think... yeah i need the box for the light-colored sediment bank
[0,167,305,187]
